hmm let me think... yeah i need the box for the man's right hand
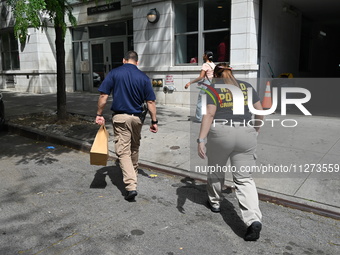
[96,116,105,126]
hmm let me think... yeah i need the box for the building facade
[1,0,339,107]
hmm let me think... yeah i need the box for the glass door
[90,38,127,90]
[74,41,90,91]
[91,41,105,89]
[110,41,125,69]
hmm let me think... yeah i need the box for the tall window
[175,0,231,65]
[1,32,20,70]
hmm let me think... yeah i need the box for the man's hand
[150,124,158,133]
[96,116,105,126]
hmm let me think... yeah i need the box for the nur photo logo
[199,82,312,127]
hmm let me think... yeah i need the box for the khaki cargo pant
[112,114,142,191]
[206,123,262,226]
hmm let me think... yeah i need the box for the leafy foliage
[5,0,80,120]
[6,0,77,43]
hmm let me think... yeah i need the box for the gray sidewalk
[2,90,340,217]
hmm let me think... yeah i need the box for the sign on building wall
[165,75,174,85]
[87,2,121,15]
[81,61,89,73]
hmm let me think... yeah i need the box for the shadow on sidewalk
[90,166,126,196]
[175,177,246,238]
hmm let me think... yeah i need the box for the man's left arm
[95,93,109,125]
[147,100,158,133]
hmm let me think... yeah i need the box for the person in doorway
[185,51,216,122]
[197,63,264,241]
[95,50,158,201]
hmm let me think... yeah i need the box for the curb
[7,123,92,153]
[6,123,340,221]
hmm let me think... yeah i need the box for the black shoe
[207,201,221,213]
[125,190,137,200]
[244,221,262,241]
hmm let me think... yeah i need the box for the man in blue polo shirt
[95,51,158,201]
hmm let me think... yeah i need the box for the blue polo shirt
[98,63,156,114]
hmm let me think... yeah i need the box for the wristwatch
[197,138,205,143]
[151,119,158,124]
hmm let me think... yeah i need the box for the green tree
[6,0,77,120]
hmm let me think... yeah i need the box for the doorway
[91,38,127,90]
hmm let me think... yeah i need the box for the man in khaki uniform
[95,51,158,201]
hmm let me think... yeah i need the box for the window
[1,32,20,70]
[72,20,133,42]
[175,0,231,65]
[89,22,129,39]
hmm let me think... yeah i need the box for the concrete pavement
[1,90,340,218]
[0,133,339,254]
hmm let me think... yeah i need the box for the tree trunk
[55,23,67,120]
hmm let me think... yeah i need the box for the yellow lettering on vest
[226,93,232,101]
[240,83,246,90]
[243,91,248,101]
[220,102,233,108]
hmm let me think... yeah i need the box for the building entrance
[73,20,132,92]
[91,38,126,89]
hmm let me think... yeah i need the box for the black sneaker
[125,190,137,201]
[244,221,262,241]
[207,201,221,213]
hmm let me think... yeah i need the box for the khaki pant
[112,114,142,191]
[206,124,262,226]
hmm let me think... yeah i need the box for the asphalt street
[0,132,339,255]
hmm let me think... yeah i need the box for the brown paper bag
[90,125,109,166]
